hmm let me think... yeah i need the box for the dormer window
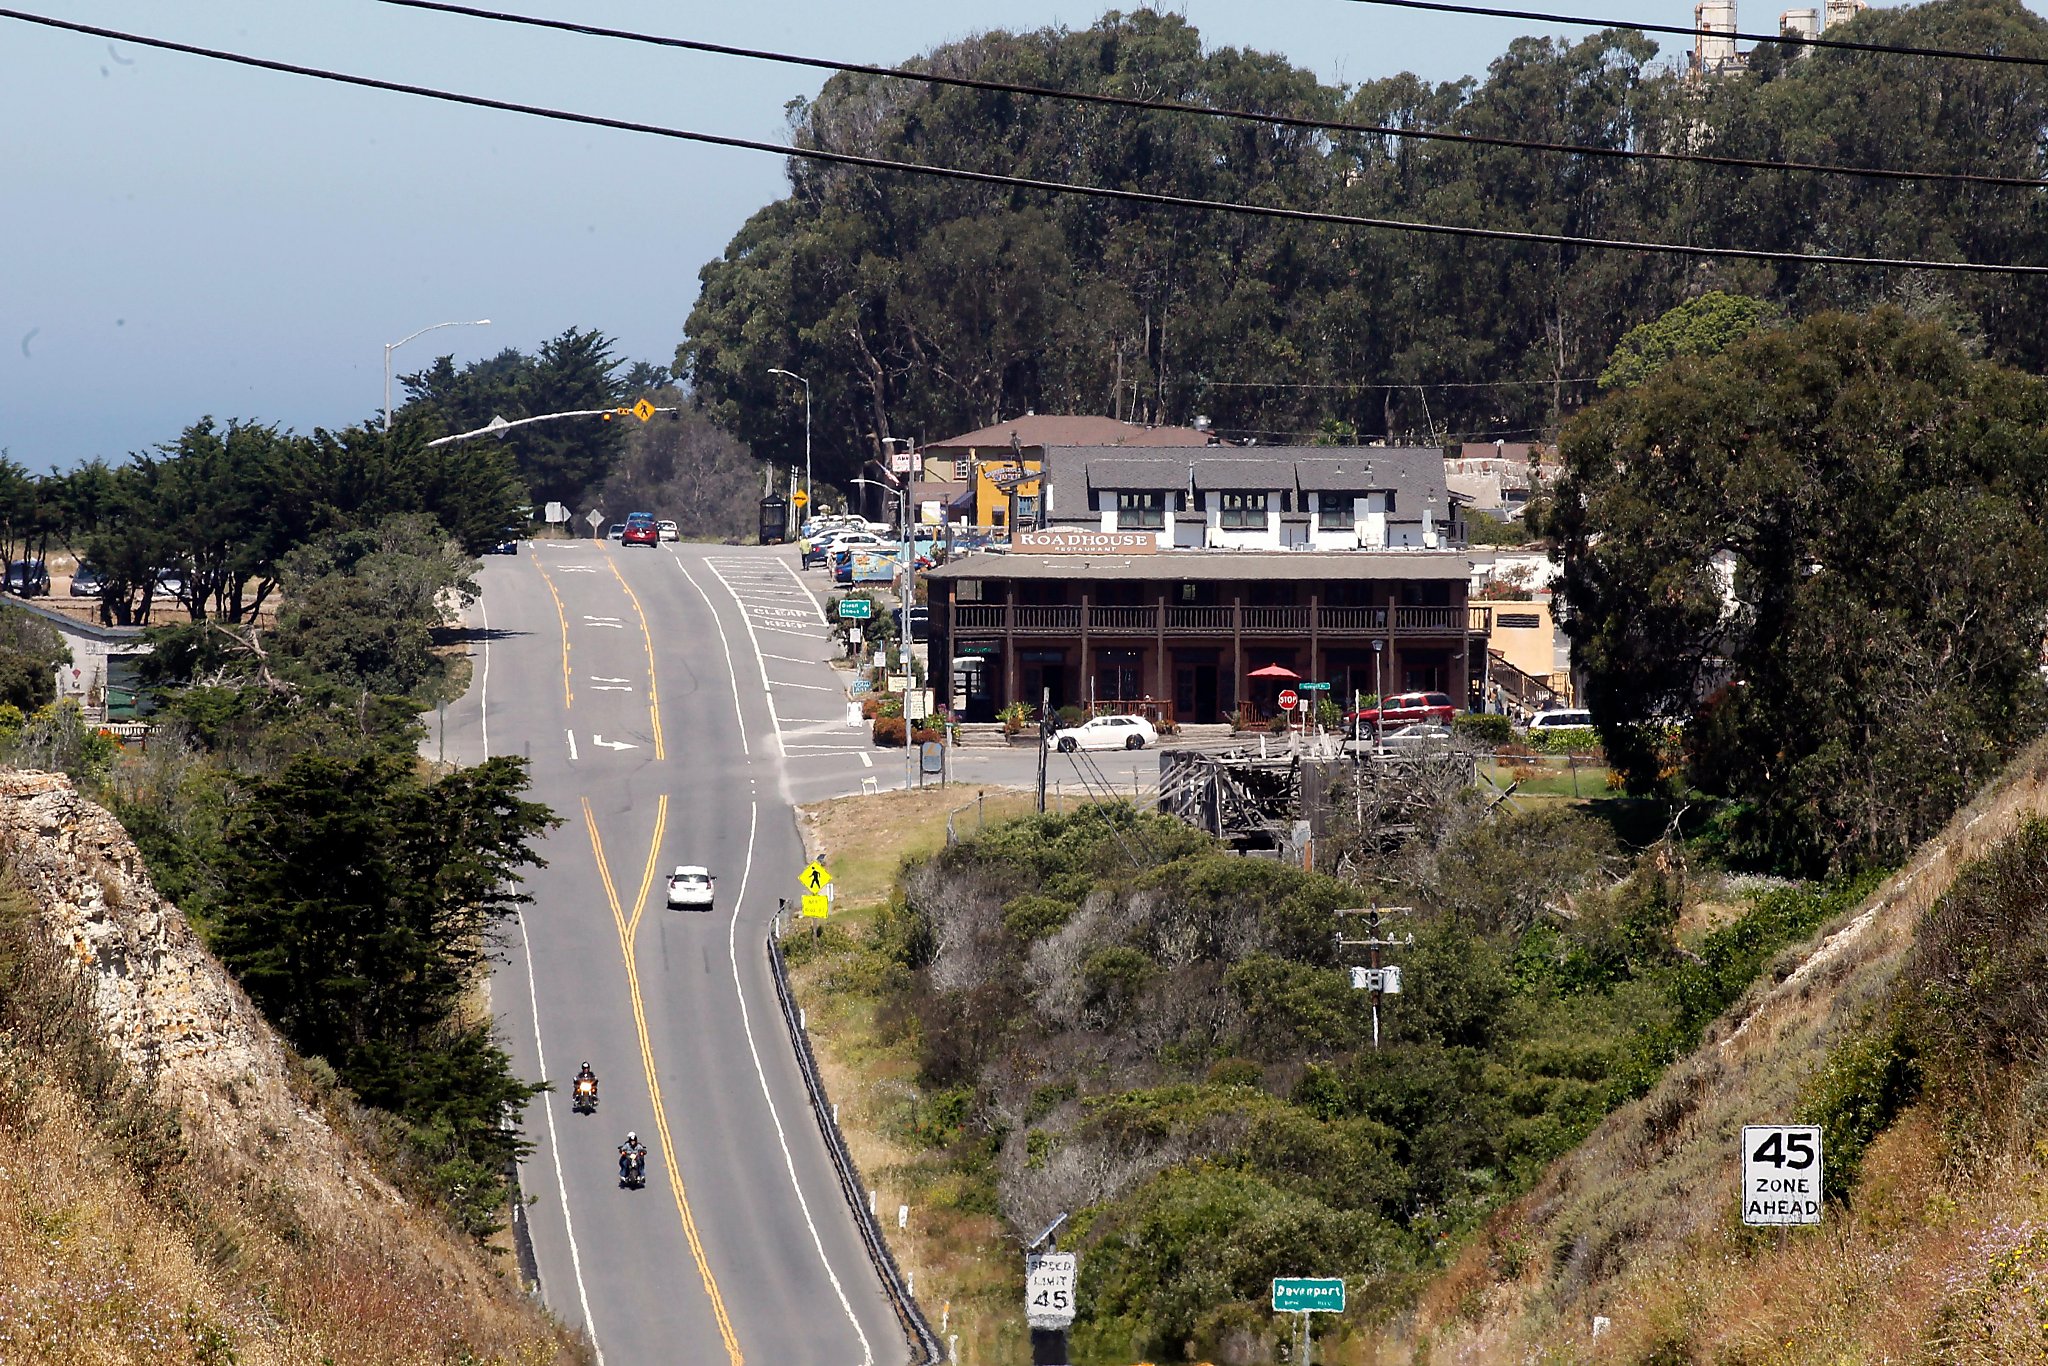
[1317,493,1356,530]
[1117,491,1165,530]
[1219,491,1268,530]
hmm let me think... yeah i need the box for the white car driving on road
[1047,714,1158,753]
[666,865,715,910]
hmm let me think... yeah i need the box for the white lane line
[706,559,791,761]
[675,559,751,759]
[484,599,600,1363]
[771,557,831,625]
[768,681,838,692]
[726,801,876,1366]
[761,654,815,665]
[565,729,579,762]
[859,752,873,769]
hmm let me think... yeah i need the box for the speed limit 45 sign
[1741,1125,1823,1225]
[1025,1252,1077,1329]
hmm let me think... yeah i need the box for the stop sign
[1277,688,1299,711]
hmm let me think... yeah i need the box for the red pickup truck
[1347,691,1458,733]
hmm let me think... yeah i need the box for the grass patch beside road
[789,786,1042,1366]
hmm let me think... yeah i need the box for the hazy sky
[0,1,2011,468]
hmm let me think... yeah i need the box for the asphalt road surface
[438,541,906,1366]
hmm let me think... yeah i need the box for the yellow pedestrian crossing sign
[799,861,832,893]
[632,398,656,422]
[801,893,830,919]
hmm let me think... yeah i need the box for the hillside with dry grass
[1392,737,2048,1365]
[0,770,583,1365]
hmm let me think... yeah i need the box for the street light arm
[392,317,492,351]
[426,405,678,447]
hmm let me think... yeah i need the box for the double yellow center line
[584,794,742,1365]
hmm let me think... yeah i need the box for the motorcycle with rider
[572,1061,599,1114]
[618,1131,647,1189]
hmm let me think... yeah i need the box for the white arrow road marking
[565,729,579,762]
[591,735,638,750]
[589,686,632,692]
[590,675,632,683]
[558,565,600,573]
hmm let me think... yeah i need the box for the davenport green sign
[1271,1278,1345,1313]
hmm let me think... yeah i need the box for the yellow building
[922,414,1213,532]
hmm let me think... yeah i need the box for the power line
[373,0,2048,192]
[5,8,2046,277]
[1338,0,2048,70]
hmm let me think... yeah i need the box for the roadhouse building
[930,445,1491,723]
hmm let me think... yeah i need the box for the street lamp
[768,367,811,507]
[384,319,490,433]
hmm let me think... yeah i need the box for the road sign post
[1271,1278,1344,1365]
[1742,1125,1823,1225]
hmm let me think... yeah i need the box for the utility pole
[1336,906,1412,1050]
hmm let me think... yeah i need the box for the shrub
[1800,1017,1920,1198]
[910,726,943,744]
[1528,726,1599,754]
[997,700,1034,734]
[873,715,907,746]
[1453,712,1513,746]
[1056,704,1088,728]
[1002,894,1074,940]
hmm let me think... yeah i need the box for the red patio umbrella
[1246,663,1300,679]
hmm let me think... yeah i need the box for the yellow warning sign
[799,861,832,893]
[632,398,656,422]
[801,892,830,919]
[791,489,810,509]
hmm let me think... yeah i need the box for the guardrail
[766,931,944,1365]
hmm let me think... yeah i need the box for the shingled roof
[1042,445,1450,521]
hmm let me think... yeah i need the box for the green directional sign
[1299,681,1332,691]
[1271,1278,1345,1313]
[837,597,874,620]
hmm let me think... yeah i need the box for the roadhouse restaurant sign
[1014,529,1159,554]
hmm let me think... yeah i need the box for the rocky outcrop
[0,769,399,1205]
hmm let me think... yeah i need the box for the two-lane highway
[438,540,903,1365]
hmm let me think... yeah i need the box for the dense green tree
[680,3,2048,476]
[1597,292,1781,390]
[208,750,556,1231]
[1553,308,2048,873]
[0,603,66,711]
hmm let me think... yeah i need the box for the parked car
[805,530,887,569]
[1047,714,1158,753]
[487,529,520,555]
[1380,722,1454,751]
[1348,690,1457,733]
[894,605,930,642]
[1527,708,1594,731]
[4,560,49,597]
[657,519,679,542]
[153,567,187,601]
[665,865,715,910]
[67,563,105,596]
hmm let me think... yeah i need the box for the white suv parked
[1047,714,1159,753]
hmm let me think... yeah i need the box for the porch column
[1003,581,1019,709]
[1455,620,1471,711]
[1231,591,1243,718]
[1382,588,1395,696]
[1309,591,1321,693]
[1080,590,1092,711]
[1155,588,1169,718]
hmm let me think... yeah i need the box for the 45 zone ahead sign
[1741,1125,1823,1226]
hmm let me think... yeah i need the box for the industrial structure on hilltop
[1693,0,1872,76]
